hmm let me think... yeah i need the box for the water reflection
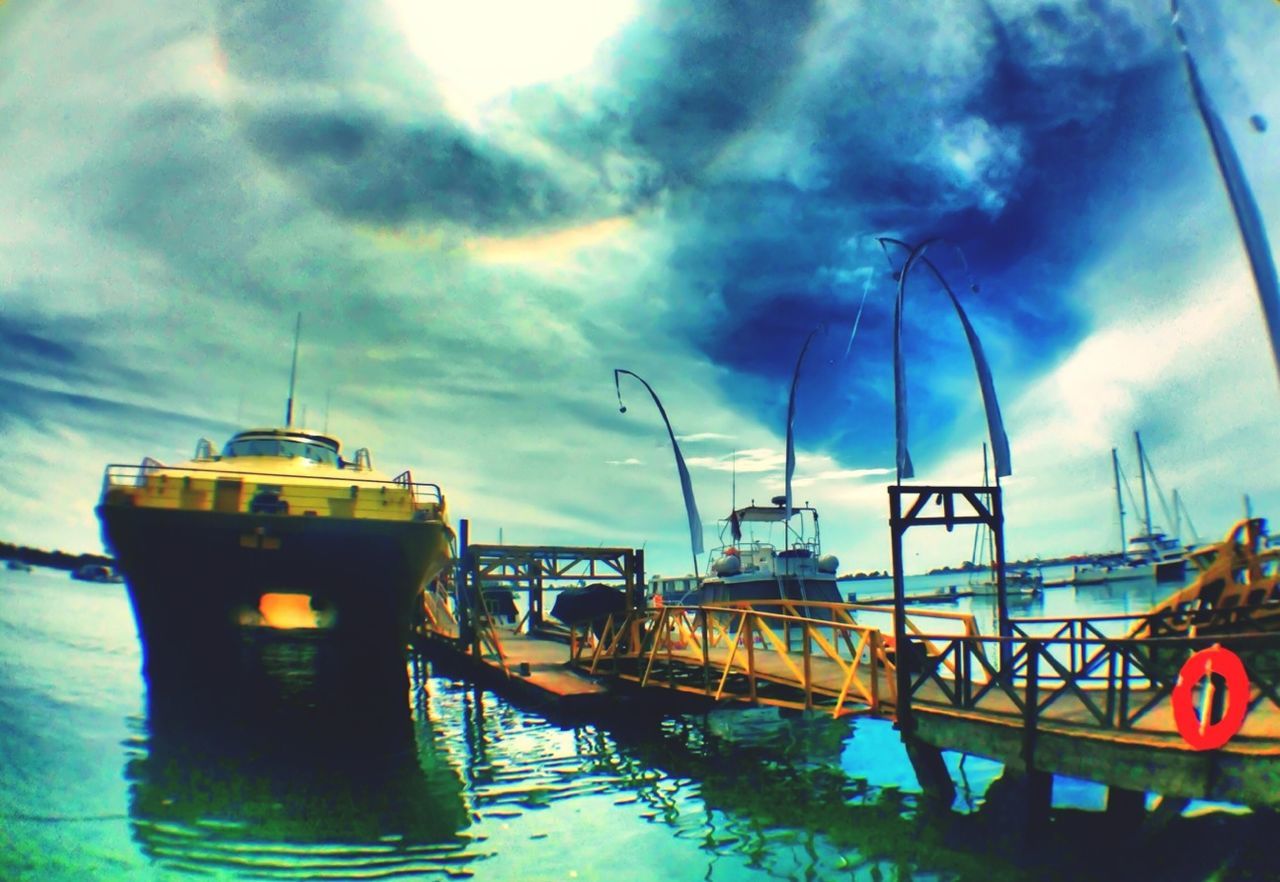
[596,709,1277,882]
[125,635,477,879]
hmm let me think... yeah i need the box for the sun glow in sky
[387,0,638,118]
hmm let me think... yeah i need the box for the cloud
[0,0,1277,586]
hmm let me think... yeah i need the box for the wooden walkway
[413,532,1280,811]
[585,600,1280,808]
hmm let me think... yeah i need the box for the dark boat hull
[97,505,452,682]
[696,575,843,613]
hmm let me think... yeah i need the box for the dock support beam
[984,767,1053,837]
[1105,786,1148,830]
[904,737,955,810]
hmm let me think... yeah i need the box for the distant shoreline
[1,540,113,574]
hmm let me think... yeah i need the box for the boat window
[222,438,338,465]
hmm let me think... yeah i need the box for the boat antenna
[732,449,737,513]
[285,312,301,428]
[323,388,331,434]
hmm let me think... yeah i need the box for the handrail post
[992,485,1012,672]
[1023,639,1040,768]
[803,624,813,711]
[701,610,711,695]
[890,487,912,731]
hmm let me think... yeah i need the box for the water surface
[1,567,1273,881]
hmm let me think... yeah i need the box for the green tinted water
[1,568,1272,881]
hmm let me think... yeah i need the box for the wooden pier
[413,504,1280,821]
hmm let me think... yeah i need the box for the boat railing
[100,462,446,512]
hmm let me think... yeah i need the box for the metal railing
[580,599,897,718]
[899,627,1280,737]
[101,462,445,515]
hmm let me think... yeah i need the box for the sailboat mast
[1135,431,1153,537]
[285,313,301,428]
[1173,489,1181,542]
[1112,447,1126,558]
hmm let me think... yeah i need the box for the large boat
[97,425,454,680]
[660,496,842,611]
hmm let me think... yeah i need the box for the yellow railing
[101,463,446,522]
[584,599,903,718]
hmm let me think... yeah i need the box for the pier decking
[414,498,1280,818]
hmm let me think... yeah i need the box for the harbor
[8,554,1280,881]
[407,493,1280,824]
[5,1,1280,881]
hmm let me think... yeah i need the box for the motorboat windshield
[713,497,823,562]
[221,430,342,466]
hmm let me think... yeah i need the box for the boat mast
[1173,489,1181,542]
[1135,431,1153,537]
[285,313,301,428]
[1112,447,1126,558]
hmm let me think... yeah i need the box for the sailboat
[1071,433,1187,585]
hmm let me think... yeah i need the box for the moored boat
[666,496,842,612]
[968,568,1043,596]
[71,563,122,583]
[97,426,454,680]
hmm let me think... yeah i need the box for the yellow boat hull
[98,503,452,681]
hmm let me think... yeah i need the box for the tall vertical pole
[1136,431,1153,537]
[890,487,912,733]
[991,485,1011,671]
[458,518,474,652]
[285,313,301,427]
[1112,448,1127,558]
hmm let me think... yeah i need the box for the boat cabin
[223,429,340,464]
[708,497,837,578]
[191,429,372,470]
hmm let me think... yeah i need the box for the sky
[2,0,1279,577]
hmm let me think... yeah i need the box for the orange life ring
[1171,644,1250,750]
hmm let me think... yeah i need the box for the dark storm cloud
[215,0,598,233]
[215,0,352,83]
[630,0,1203,468]
[0,320,77,371]
[0,312,154,393]
[0,377,225,441]
[607,0,820,180]
[240,104,584,230]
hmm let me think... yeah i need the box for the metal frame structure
[889,484,1009,733]
[452,519,644,664]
